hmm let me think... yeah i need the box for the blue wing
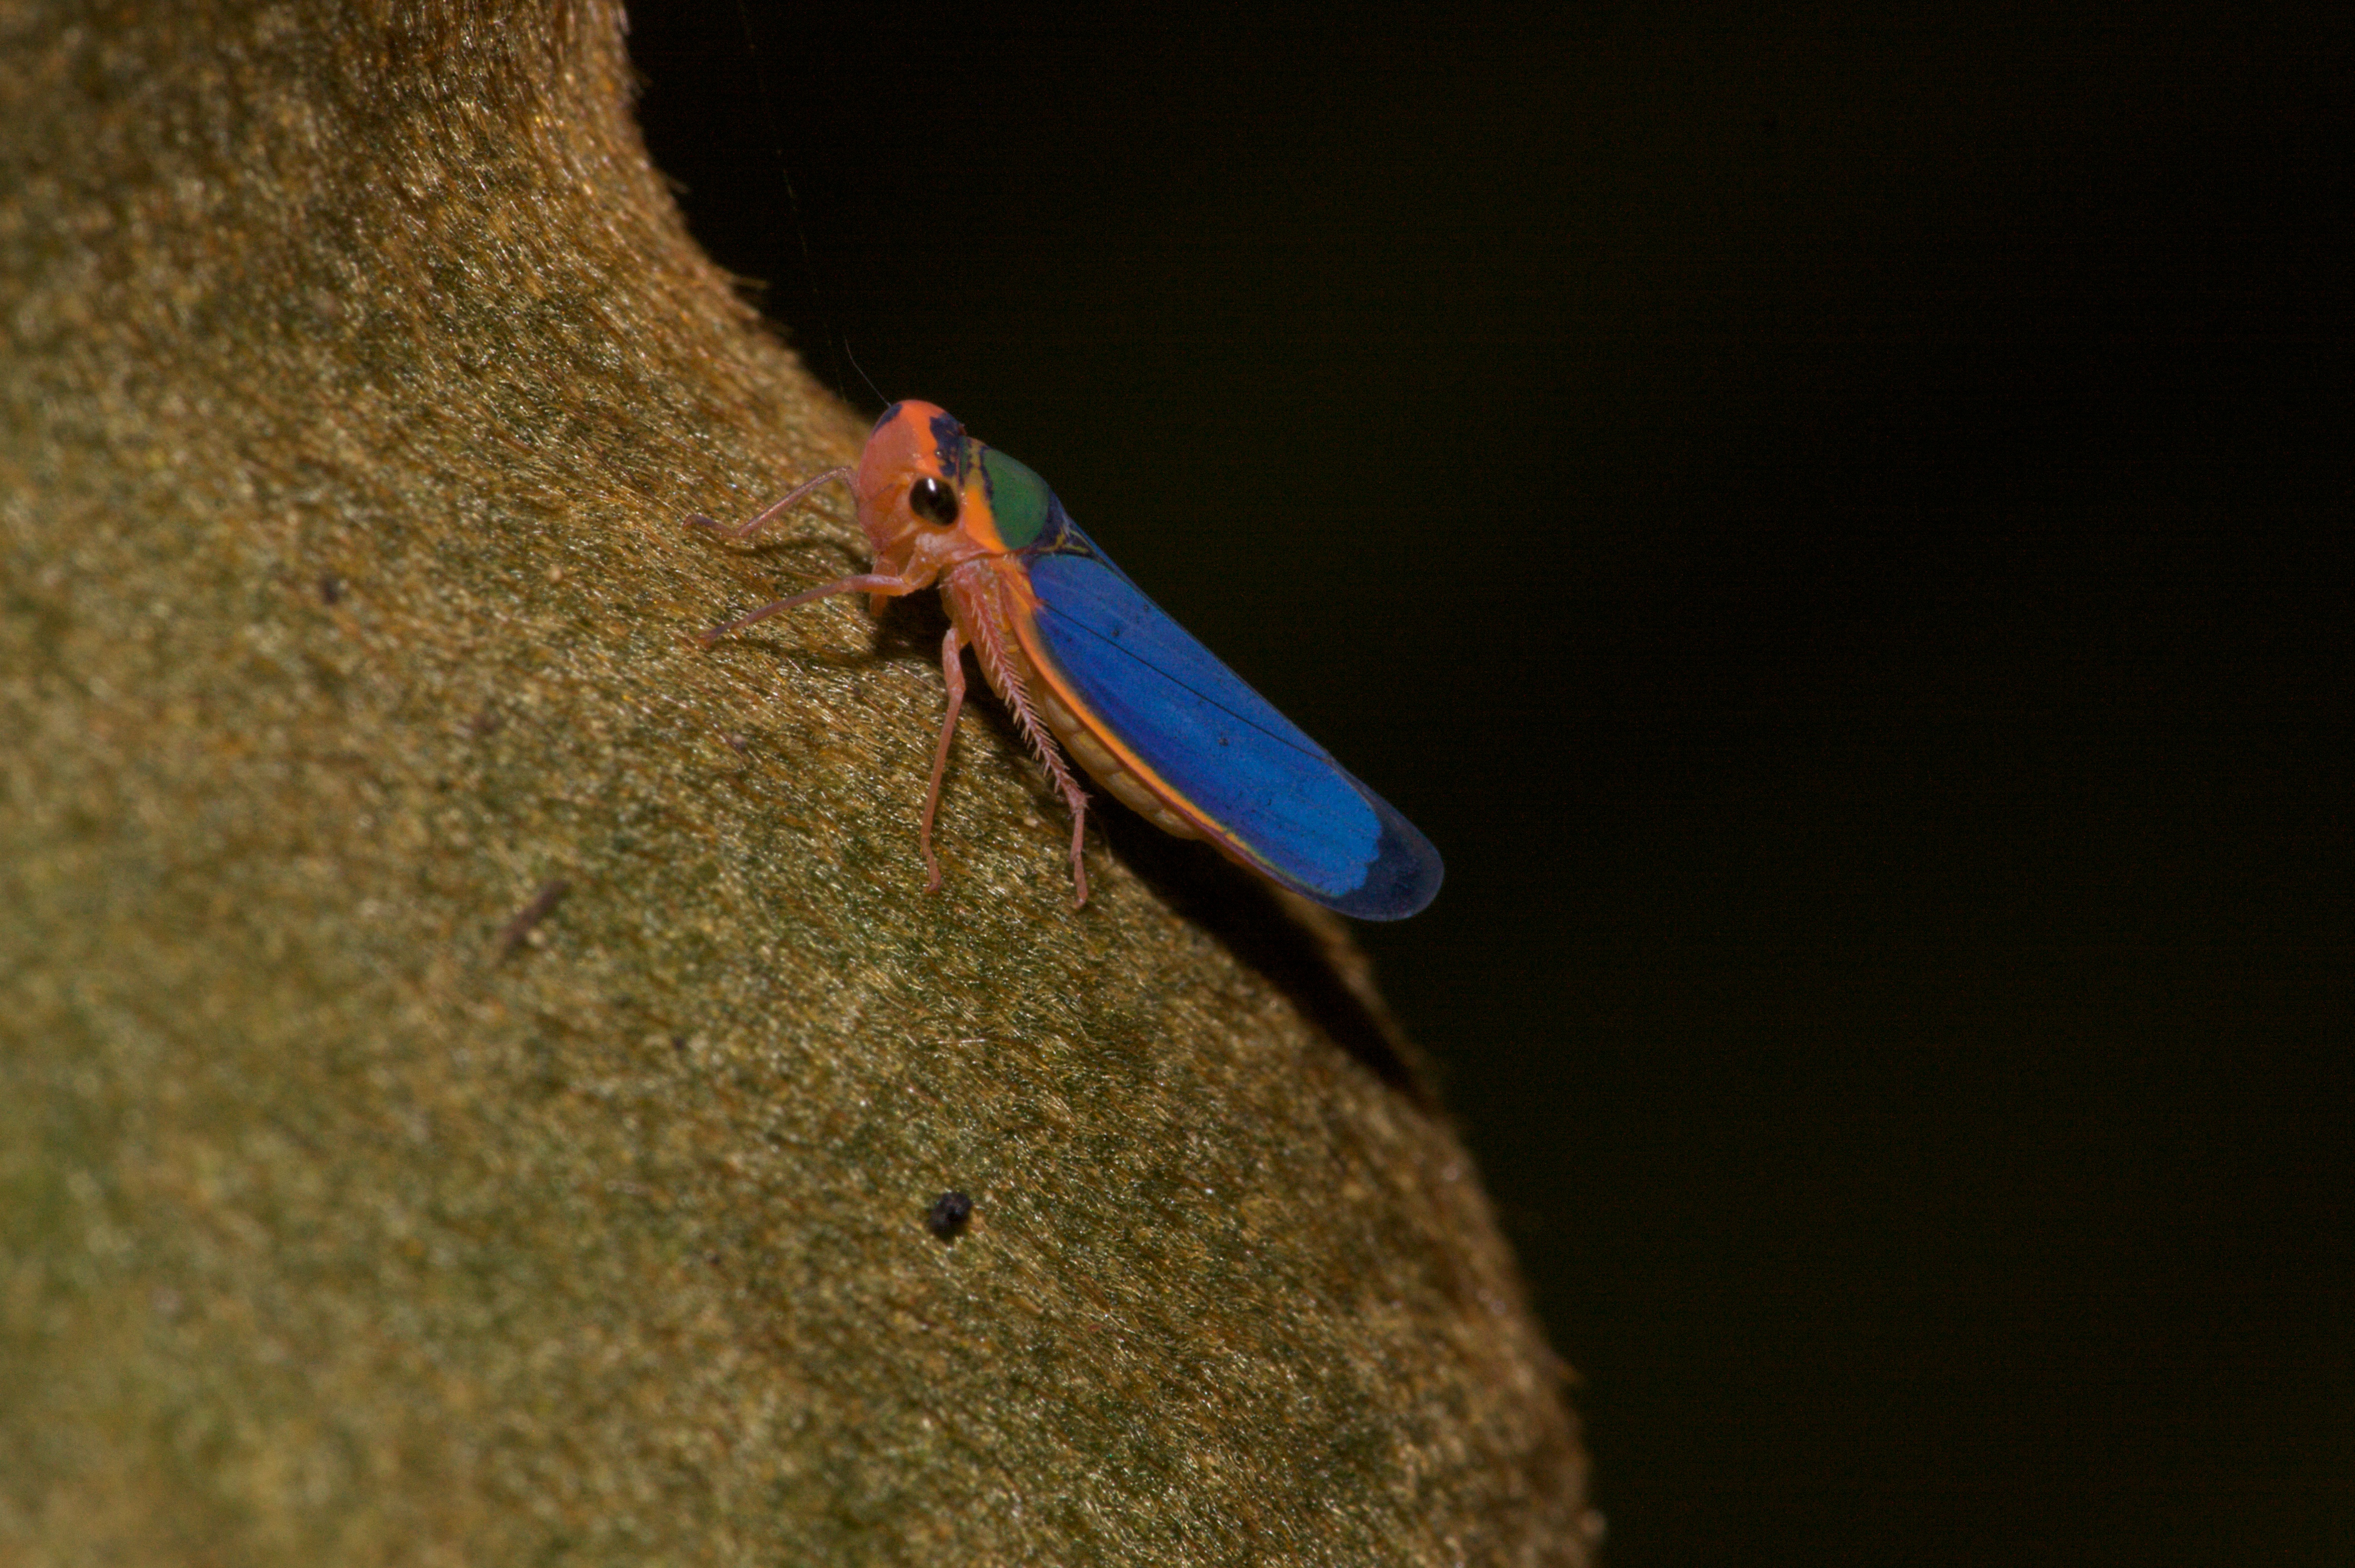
[1021,526,1442,920]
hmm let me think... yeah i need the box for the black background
[628,7,2349,1563]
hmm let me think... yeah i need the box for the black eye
[907,476,959,526]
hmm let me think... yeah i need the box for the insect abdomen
[1035,687,1202,841]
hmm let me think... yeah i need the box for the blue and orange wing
[1014,523,1442,920]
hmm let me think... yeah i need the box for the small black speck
[926,1190,973,1240]
[319,572,343,605]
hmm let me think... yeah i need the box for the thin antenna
[842,339,887,407]
[730,0,849,403]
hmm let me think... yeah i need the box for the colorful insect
[688,402,1442,919]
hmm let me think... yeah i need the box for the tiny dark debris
[495,878,570,959]
[318,572,343,605]
[926,1190,973,1241]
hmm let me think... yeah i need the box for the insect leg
[695,573,920,645]
[948,566,1092,907]
[1062,774,1090,909]
[919,622,968,894]
[684,465,854,540]
[983,657,1090,908]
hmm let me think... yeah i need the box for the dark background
[628,7,2350,1563]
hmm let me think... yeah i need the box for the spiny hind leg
[955,579,1093,907]
[994,662,1091,907]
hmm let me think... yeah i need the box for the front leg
[684,465,854,541]
[695,572,923,645]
